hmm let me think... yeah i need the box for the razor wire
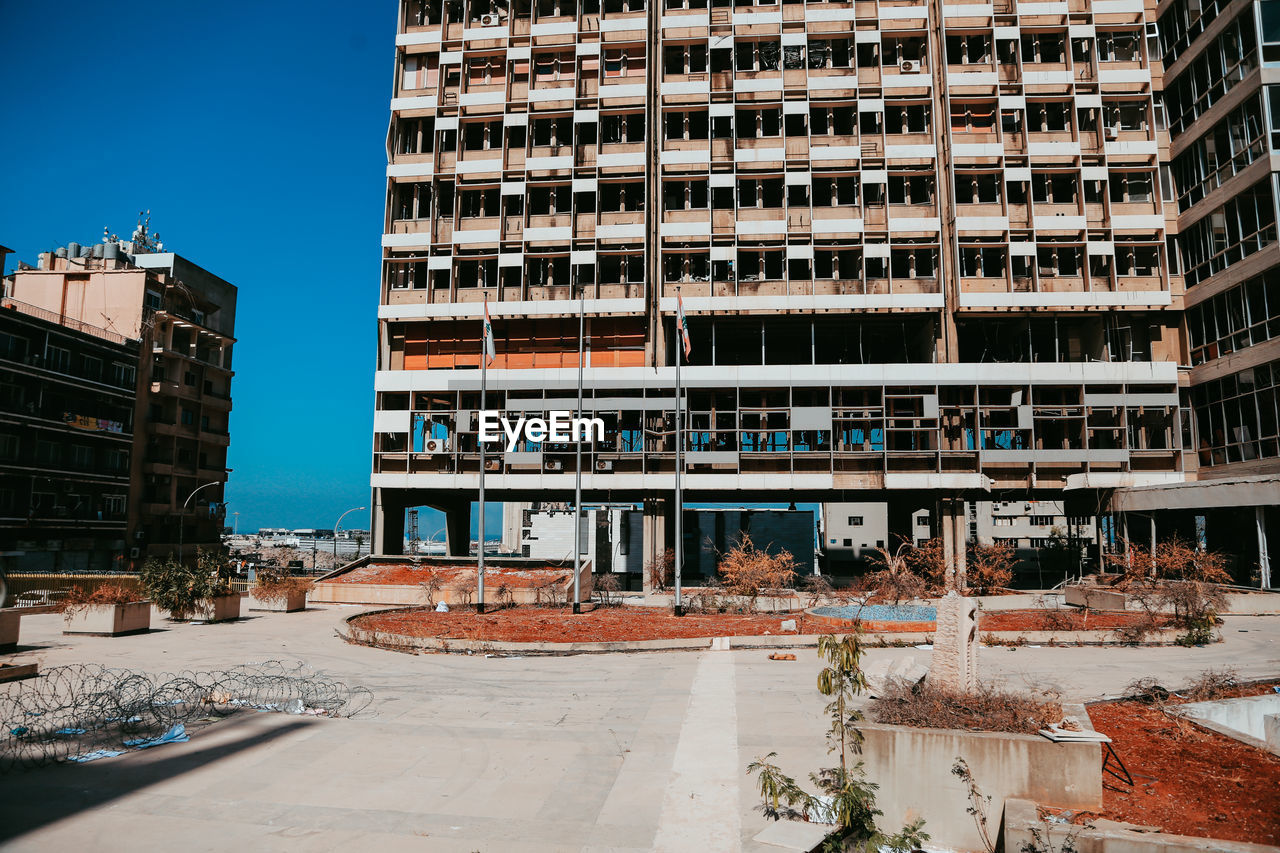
[0,660,373,771]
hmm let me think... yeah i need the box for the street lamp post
[178,481,221,565]
[333,506,367,570]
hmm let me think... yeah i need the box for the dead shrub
[535,581,568,608]
[1181,666,1241,701]
[801,574,834,608]
[902,536,949,591]
[645,548,675,591]
[866,541,929,606]
[716,534,797,599]
[593,572,622,607]
[1032,595,1080,632]
[966,541,1015,595]
[1110,611,1161,645]
[1104,536,1231,631]
[59,583,141,611]
[419,576,444,607]
[870,680,1063,734]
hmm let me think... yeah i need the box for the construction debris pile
[0,661,373,771]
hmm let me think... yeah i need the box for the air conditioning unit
[423,438,447,453]
[484,458,501,471]
[546,459,564,471]
[900,60,920,73]
[596,459,613,471]
[1105,126,1119,140]
[480,12,500,26]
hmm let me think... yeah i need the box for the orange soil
[978,609,1164,632]
[353,606,830,643]
[1083,684,1280,845]
[350,606,1160,643]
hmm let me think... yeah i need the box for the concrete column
[443,501,471,557]
[371,489,405,556]
[939,497,956,589]
[1258,506,1273,590]
[952,501,967,590]
[641,497,670,593]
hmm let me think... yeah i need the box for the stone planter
[190,594,241,623]
[63,601,151,636]
[249,588,308,612]
[0,610,19,651]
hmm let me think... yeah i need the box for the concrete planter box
[63,601,151,636]
[249,589,308,612]
[0,610,19,651]
[190,594,241,622]
[1064,584,1128,611]
[858,721,1103,852]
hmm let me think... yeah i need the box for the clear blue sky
[0,1,505,535]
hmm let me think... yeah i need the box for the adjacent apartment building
[370,0,1271,585]
[1108,0,1278,586]
[4,234,237,567]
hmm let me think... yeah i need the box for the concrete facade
[370,0,1189,569]
[5,232,237,566]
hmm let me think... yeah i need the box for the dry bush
[903,537,949,590]
[1032,595,1079,632]
[253,566,313,604]
[1104,536,1231,633]
[646,548,675,591]
[496,583,515,610]
[1182,666,1241,701]
[535,581,569,608]
[1124,676,1172,704]
[452,585,474,607]
[870,680,1063,734]
[801,574,834,607]
[593,573,622,607]
[717,534,797,598]
[59,583,141,611]
[865,541,929,606]
[966,541,1015,595]
[685,579,737,614]
[419,575,444,607]
[1110,610,1162,645]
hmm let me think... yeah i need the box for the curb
[338,609,1192,656]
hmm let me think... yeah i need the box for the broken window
[1020,31,1066,63]
[397,117,435,154]
[600,181,645,212]
[961,246,1007,277]
[811,176,859,207]
[663,252,711,281]
[459,188,500,217]
[735,107,782,138]
[1109,171,1154,202]
[462,120,504,150]
[1037,245,1082,276]
[887,173,936,205]
[1032,173,1079,204]
[886,103,930,134]
[1098,30,1141,62]
[600,111,645,143]
[1030,101,1072,132]
[393,182,432,220]
[663,180,709,210]
[957,172,1001,204]
[531,115,572,147]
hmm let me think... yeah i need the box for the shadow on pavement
[0,713,314,843]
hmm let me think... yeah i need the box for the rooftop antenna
[131,210,163,253]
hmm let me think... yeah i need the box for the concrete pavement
[0,605,1275,852]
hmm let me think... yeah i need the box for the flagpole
[477,297,488,614]
[674,289,684,615]
[572,283,585,614]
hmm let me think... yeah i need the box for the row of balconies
[401,0,1137,42]
[394,128,1156,177]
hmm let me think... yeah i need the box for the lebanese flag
[676,292,691,359]
[483,300,496,365]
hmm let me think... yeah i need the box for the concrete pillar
[443,501,471,557]
[371,489,405,556]
[939,497,956,589]
[952,500,967,590]
[641,497,670,592]
[1258,506,1272,590]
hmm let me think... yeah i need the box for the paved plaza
[1,605,1277,852]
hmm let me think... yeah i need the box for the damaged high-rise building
[370,0,1276,586]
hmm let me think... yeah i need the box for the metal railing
[1,298,134,346]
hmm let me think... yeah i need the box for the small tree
[748,631,929,853]
[865,541,928,606]
[966,541,1015,595]
[1104,535,1230,636]
[717,534,797,601]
